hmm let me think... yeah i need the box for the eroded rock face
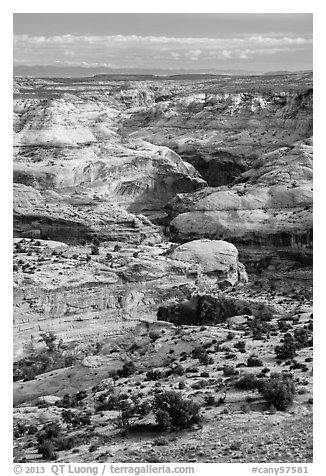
[13,95,206,242]
[157,292,281,326]
[168,141,312,247]
[121,76,313,187]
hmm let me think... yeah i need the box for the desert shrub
[38,440,57,460]
[171,364,185,376]
[76,390,87,401]
[114,244,121,252]
[223,365,237,377]
[185,366,199,373]
[117,361,136,378]
[91,245,100,256]
[92,237,100,247]
[37,422,61,443]
[227,332,235,340]
[249,318,273,340]
[64,355,76,367]
[133,252,139,258]
[200,371,209,377]
[89,443,99,453]
[234,373,259,390]
[27,424,38,435]
[199,353,214,365]
[106,252,113,260]
[191,379,207,389]
[40,331,57,351]
[204,394,216,406]
[55,436,76,451]
[146,369,165,381]
[153,391,200,431]
[112,394,151,431]
[61,409,91,428]
[261,367,270,375]
[152,437,169,446]
[278,320,292,332]
[229,441,242,451]
[275,333,297,361]
[247,355,264,367]
[14,422,29,438]
[290,361,309,372]
[294,327,313,349]
[95,395,119,412]
[234,341,246,353]
[56,393,80,409]
[258,373,295,410]
[178,381,186,390]
[149,329,161,342]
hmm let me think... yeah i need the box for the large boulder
[170,239,248,285]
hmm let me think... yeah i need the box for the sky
[13,13,313,74]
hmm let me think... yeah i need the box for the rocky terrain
[13,72,313,463]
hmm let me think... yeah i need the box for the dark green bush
[234,341,246,353]
[275,333,297,361]
[258,373,295,411]
[56,393,80,409]
[91,245,100,256]
[146,369,165,381]
[40,331,57,351]
[294,327,313,349]
[204,394,216,406]
[38,440,57,460]
[92,237,100,247]
[153,391,200,431]
[61,409,91,428]
[247,355,264,367]
[223,365,236,377]
[112,394,151,431]
[249,318,273,340]
[117,361,136,378]
[234,373,259,390]
[171,364,185,376]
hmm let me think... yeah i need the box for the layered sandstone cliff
[13,73,312,356]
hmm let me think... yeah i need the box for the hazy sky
[13,13,313,73]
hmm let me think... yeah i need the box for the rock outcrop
[170,239,248,285]
[157,292,282,326]
[168,141,312,247]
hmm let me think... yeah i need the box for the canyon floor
[13,72,313,463]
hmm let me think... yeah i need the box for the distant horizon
[13,65,313,79]
[14,13,313,74]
